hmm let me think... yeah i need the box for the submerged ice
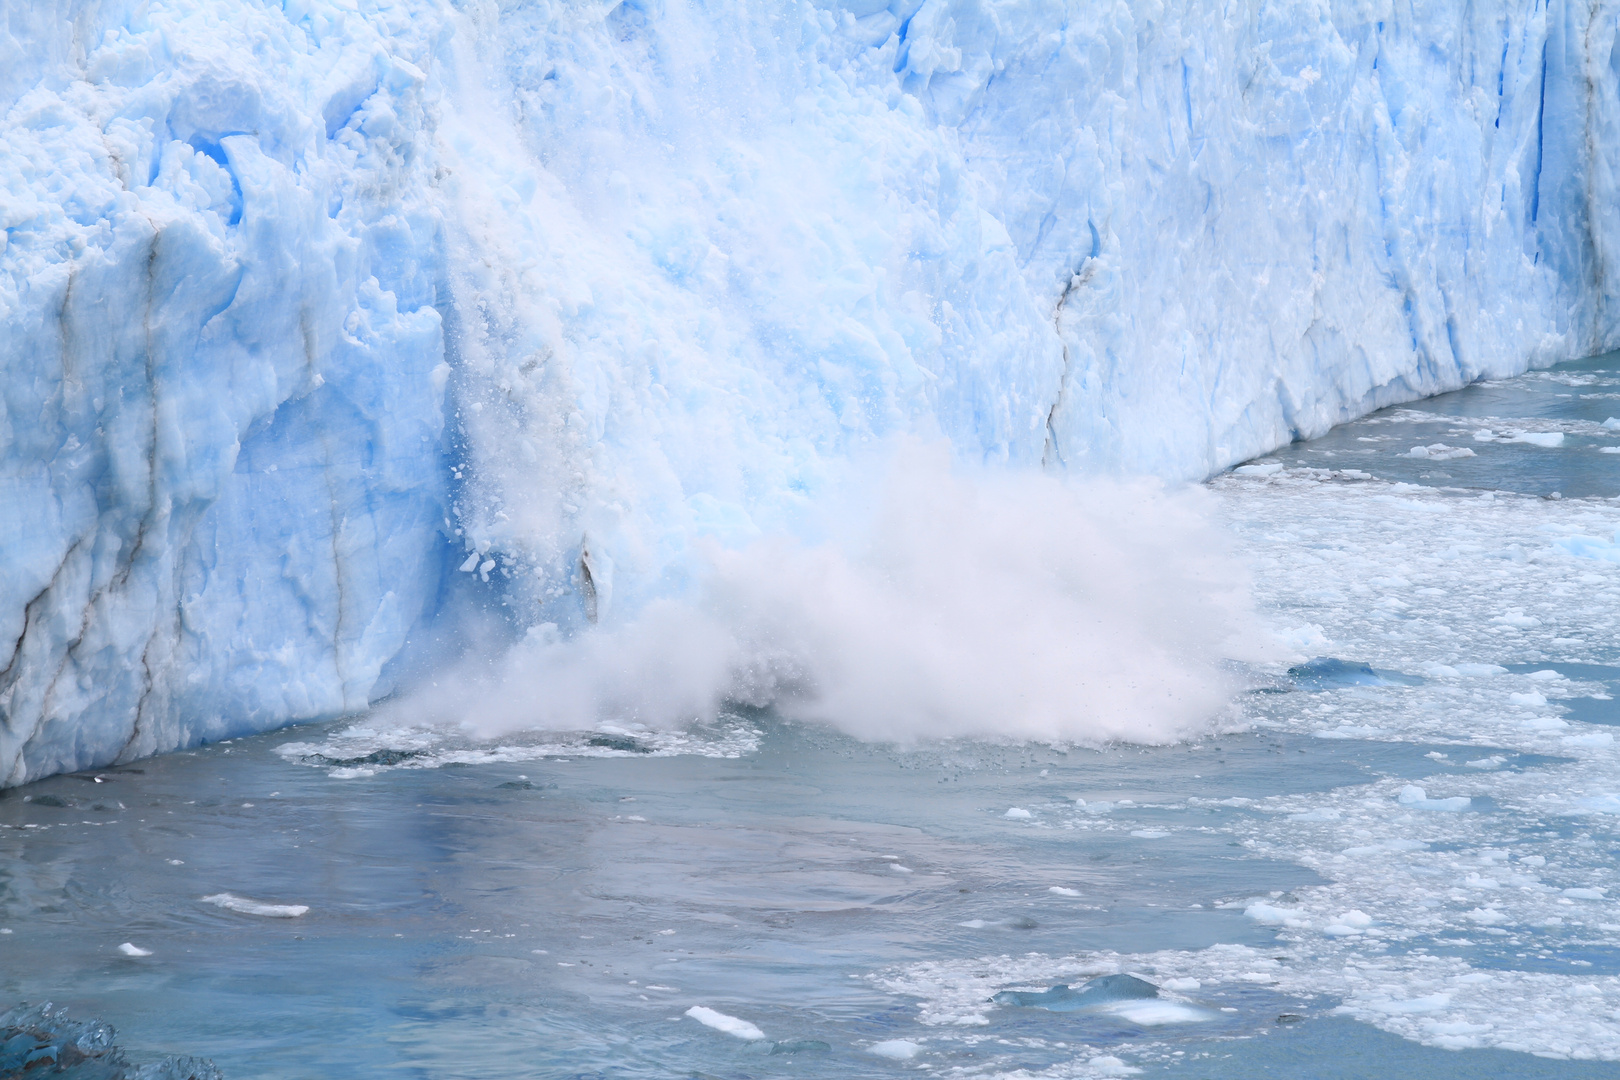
[7,0,1620,779]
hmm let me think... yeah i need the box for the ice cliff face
[4,0,1619,783]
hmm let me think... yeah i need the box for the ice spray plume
[382,442,1269,745]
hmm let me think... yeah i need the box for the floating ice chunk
[869,1039,920,1059]
[1107,999,1214,1025]
[1465,907,1507,925]
[1085,1057,1141,1077]
[117,943,152,957]
[1369,993,1451,1014]
[1049,886,1082,896]
[1130,829,1169,839]
[1602,418,1620,429]
[1233,461,1284,477]
[1507,431,1565,447]
[1491,611,1542,628]
[1161,977,1201,991]
[992,974,1160,1013]
[1561,732,1614,748]
[1563,887,1607,899]
[1520,716,1568,731]
[1397,785,1470,811]
[1454,664,1508,676]
[1405,444,1476,460]
[685,1006,764,1040]
[1288,808,1341,821]
[769,1039,831,1054]
[1244,902,1309,927]
[1288,657,1420,688]
[200,893,309,918]
[1555,531,1620,562]
[1003,807,1032,820]
[1324,911,1373,936]
[1509,691,1547,706]
[1527,669,1564,681]
[1601,446,1620,453]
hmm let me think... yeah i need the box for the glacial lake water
[4,354,1620,1078]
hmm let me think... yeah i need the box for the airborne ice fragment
[684,1006,764,1040]
[200,893,310,918]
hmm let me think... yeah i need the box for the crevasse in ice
[3,0,1617,782]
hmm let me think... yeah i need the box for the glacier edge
[3,0,1619,782]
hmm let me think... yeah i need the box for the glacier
[3,0,1620,783]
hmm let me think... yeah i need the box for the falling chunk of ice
[200,893,309,918]
[117,943,152,957]
[869,1039,921,1059]
[684,1006,764,1040]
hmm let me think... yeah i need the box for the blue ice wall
[4,0,1619,782]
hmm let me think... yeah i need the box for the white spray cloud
[386,442,1269,745]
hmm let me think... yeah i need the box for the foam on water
[866,355,1620,1066]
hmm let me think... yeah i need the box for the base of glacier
[2,354,1620,1077]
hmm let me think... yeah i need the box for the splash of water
[384,442,1269,744]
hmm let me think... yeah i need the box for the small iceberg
[200,893,309,918]
[992,973,1159,1012]
[1287,657,1422,689]
[992,974,1215,1025]
[685,1006,764,1040]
